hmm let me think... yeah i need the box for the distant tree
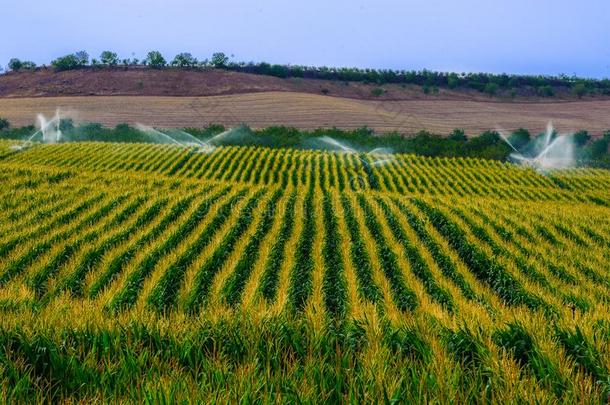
[8,58,23,71]
[588,134,609,159]
[171,52,198,68]
[467,130,501,148]
[205,123,226,134]
[145,51,166,68]
[573,130,591,147]
[508,128,531,150]
[269,64,289,78]
[447,73,460,89]
[100,51,119,66]
[572,82,587,99]
[448,128,467,142]
[211,52,229,68]
[8,58,36,71]
[51,54,81,71]
[0,118,9,131]
[484,82,499,96]
[507,77,520,88]
[537,85,554,97]
[291,65,305,78]
[59,118,74,132]
[74,51,89,66]
[464,130,508,160]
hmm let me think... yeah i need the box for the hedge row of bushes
[1,119,609,164]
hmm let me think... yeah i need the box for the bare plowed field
[2,92,610,135]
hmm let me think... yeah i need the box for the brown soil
[0,67,601,102]
[2,92,610,135]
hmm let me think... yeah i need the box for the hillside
[1,68,610,135]
[0,67,598,101]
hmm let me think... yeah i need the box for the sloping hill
[0,67,470,100]
[1,68,610,135]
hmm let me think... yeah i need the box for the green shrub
[211,52,229,68]
[537,85,554,97]
[371,87,385,97]
[52,53,86,71]
[0,118,9,131]
[509,128,531,150]
[484,82,499,96]
[572,82,587,98]
[100,51,119,66]
[573,130,591,147]
[171,52,198,68]
[144,51,166,69]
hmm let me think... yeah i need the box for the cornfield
[0,140,609,403]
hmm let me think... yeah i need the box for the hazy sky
[2,0,609,77]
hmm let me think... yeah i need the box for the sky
[2,0,610,78]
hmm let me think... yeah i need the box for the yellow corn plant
[0,140,609,403]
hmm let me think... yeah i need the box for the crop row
[5,143,610,203]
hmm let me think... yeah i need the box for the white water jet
[203,126,253,146]
[135,124,184,146]
[11,109,64,151]
[371,158,394,167]
[369,147,394,155]
[315,136,397,168]
[317,136,358,153]
[164,129,206,146]
[204,129,233,145]
[136,124,217,153]
[26,109,63,143]
[496,128,521,154]
[164,128,215,153]
[499,121,576,171]
[39,109,62,143]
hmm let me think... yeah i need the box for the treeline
[4,51,610,97]
[1,118,610,165]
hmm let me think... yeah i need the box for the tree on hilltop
[8,58,36,71]
[145,51,166,68]
[211,52,229,68]
[51,51,89,71]
[74,51,89,66]
[8,58,23,71]
[100,51,119,66]
[171,52,198,68]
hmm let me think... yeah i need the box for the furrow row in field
[6,143,610,202]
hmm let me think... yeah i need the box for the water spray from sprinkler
[316,136,396,167]
[10,109,64,151]
[135,124,215,153]
[498,121,576,171]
